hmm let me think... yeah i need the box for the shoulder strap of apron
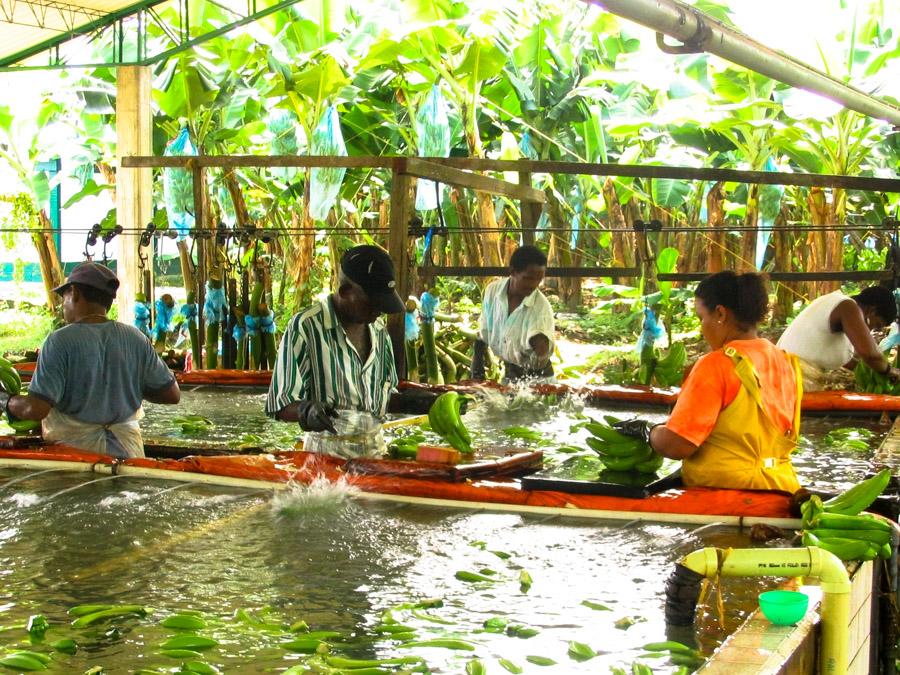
[724,346,802,442]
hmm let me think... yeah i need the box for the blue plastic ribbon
[244,314,259,337]
[152,299,175,341]
[405,310,420,342]
[178,302,198,335]
[134,301,151,337]
[419,291,439,323]
[203,284,228,325]
[258,311,276,334]
[232,323,246,342]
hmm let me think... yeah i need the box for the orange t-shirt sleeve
[665,351,741,447]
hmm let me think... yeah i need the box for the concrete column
[115,65,153,325]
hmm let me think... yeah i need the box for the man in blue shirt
[0,263,180,458]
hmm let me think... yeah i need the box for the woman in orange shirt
[616,271,802,492]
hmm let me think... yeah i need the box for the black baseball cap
[52,262,120,296]
[341,245,405,314]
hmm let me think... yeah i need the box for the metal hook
[100,225,123,264]
[137,223,155,271]
[83,223,101,261]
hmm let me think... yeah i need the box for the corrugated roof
[0,0,161,67]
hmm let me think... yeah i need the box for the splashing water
[9,493,40,507]
[271,475,358,519]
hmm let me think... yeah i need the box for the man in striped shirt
[265,245,431,457]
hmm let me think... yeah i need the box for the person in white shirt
[776,286,899,389]
[471,245,555,383]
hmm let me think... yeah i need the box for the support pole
[191,162,209,369]
[387,158,412,380]
[519,171,539,246]
[115,65,153,324]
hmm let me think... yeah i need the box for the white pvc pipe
[681,546,850,674]
[588,0,900,127]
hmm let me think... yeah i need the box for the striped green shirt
[265,296,398,418]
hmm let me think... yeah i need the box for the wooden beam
[658,271,893,282]
[115,65,153,325]
[401,158,546,203]
[387,160,413,379]
[420,266,640,278]
[119,155,900,192]
[121,155,395,169]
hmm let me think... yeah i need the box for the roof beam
[0,0,106,31]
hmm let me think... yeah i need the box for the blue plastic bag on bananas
[414,86,451,211]
[405,307,419,342]
[636,306,664,353]
[309,106,347,221]
[163,127,196,240]
[267,109,301,181]
[419,291,439,323]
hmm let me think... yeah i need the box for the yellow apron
[681,346,802,493]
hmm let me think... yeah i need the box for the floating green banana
[161,614,207,630]
[159,634,218,651]
[0,652,48,671]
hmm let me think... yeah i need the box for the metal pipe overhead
[587,0,900,128]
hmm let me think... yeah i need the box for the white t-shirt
[478,278,555,367]
[776,291,854,370]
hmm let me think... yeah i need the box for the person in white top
[776,286,899,388]
[471,245,555,383]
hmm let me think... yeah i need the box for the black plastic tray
[521,468,682,499]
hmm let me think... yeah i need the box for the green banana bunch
[802,530,889,562]
[428,392,472,454]
[652,343,687,388]
[821,468,893,516]
[388,431,426,460]
[583,417,665,474]
[0,358,39,435]
[0,357,22,396]
[854,361,900,395]
[799,470,895,561]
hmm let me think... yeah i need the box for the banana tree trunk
[32,212,63,311]
[807,187,832,295]
[475,192,502,268]
[772,207,794,323]
[706,182,726,273]
[602,178,634,283]
[450,188,485,278]
[739,183,760,271]
[823,188,845,295]
[545,189,579,308]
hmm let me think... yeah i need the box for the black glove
[470,340,488,381]
[612,418,658,444]
[296,401,338,433]
[392,388,441,415]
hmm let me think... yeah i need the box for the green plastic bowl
[759,590,809,625]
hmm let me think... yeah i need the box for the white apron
[42,407,145,459]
